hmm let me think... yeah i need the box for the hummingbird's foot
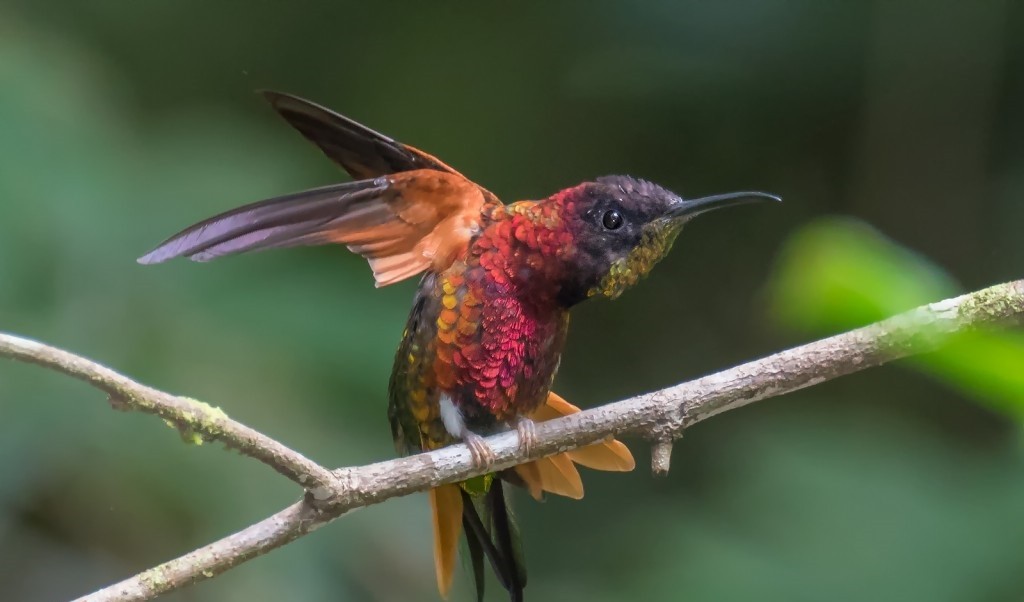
[463,431,496,470]
[515,417,538,457]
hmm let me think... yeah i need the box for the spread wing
[138,170,496,287]
[261,90,465,181]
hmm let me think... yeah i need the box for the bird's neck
[474,201,576,310]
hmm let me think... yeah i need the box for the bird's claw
[464,432,496,470]
[515,418,537,457]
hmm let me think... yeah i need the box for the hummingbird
[138,91,779,601]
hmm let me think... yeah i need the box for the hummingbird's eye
[602,209,624,230]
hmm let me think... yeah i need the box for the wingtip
[136,252,161,265]
[257,88,284,103]
[258,89,307,110]
[137,246,182,265]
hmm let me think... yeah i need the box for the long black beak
[668,191,781,219]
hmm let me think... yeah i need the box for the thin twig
[0,334,340,500]
[2,280,1021,602]
[650,439,675,477]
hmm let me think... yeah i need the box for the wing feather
[261,90,464,180]
[138,170,494,286]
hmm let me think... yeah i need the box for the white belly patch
[439,393,465,438]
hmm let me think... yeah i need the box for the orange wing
[261,90,466,181]
[138,170,496,286]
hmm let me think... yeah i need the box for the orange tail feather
[513,391,635,500]
[429,484,463,598]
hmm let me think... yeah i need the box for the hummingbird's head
[551,175,779,306]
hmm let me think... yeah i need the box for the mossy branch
[1,279,1022,602]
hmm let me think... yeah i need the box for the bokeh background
[3,2,1024,601]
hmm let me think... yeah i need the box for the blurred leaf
[917,331,1024,419]
[769,217,1024,417]
[768,217,958,331]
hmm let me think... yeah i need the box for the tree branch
[0,334,341,501]
[2,279,1022,602]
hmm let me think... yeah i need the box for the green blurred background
[3,2,1024,601]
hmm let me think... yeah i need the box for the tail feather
[532,453,584,500]
[430,484,464,599]
[488,481,526,601]
[430,391,635,600]
[460,482,526,602]
[461,492,510,601]
[462,515,487,602]
[512,391,636,501]
[505,460,543,501]
[566,439,635,472]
